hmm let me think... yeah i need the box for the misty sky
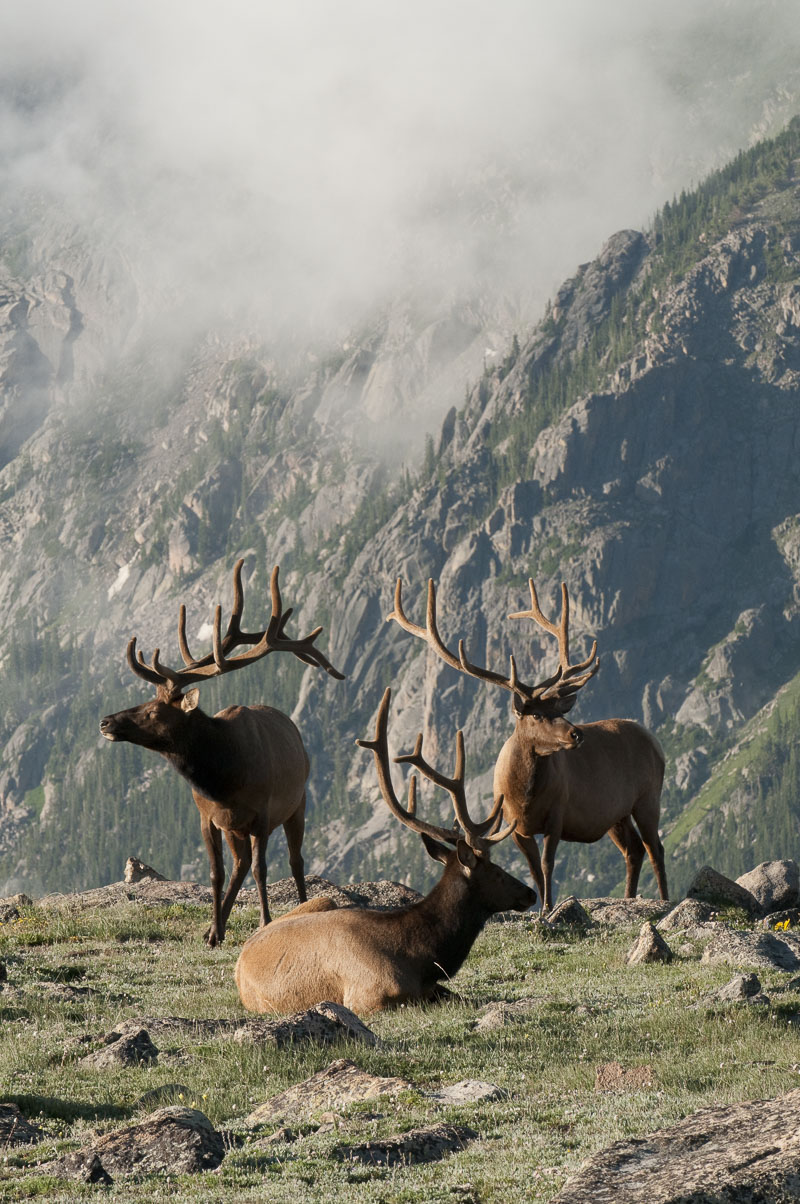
[1,0,799,343]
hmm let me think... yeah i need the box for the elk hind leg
[283,797,308,904]
[249,821,272,927]
[541,830,562,913]
[632,801,669,900]
[607,817,646,898]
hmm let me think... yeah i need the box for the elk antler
[127,559,345,696]
[387,576,598,708]
[356,688,515,851]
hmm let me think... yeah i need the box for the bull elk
[234,688,535,1015]
[100,558,343,945]
[388,576,668,911]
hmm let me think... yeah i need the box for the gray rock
[712,972,770,1005]
[701,929,800,972]
[686,865,761,915]
[246,1058,417,1126]
[583,898,673,927]
[123,857,166,884]
[473,998,537,1032]
[763,908,800,930]
[232,1001,377,1048]
[331,1123,479,1166]
[0,1103,42,1146]
[657,898,716,930]
[552,1087,800,1202]
[547,895,593,929]
[737,860,800,915]
[45,1107,224,1179]
[426,1080,507,1104]
[83,1028,159,1068]
[626,922,673,965]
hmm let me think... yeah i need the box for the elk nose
[570,728,582,745]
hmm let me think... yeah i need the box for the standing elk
[100,558,343,946]
[388,576,668,911]
[234,687,535,1015]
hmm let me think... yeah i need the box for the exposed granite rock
[44,1107,224,1180]
[704,972,770,1006]
[246,1059,417,1126]
[594,1062,653,1092]
[0,1103,42,1146]
[657,898,716,930]
[700,929,800,972]
[737,860,800,915]
[583,898,673,927]
[552,1088,800,1203]
[626,922,673,965]
[547,896,593,929]
[232,1002,377,1048]
[686,866,761,915]
[82,1028,159,1068]
[331,1122,478,1167]
[124,857,166,884]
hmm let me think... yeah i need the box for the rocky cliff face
[2,127,800,899]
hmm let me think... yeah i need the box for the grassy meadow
[1,897,800,1202]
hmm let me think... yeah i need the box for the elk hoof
[204,925,224,947]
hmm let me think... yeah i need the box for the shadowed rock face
[551,1087,800,1203]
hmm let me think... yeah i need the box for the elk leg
[512,831,545,910]
[201,818,226,947]
[541,830,561,912]
[632,804,669,900]
[608,817,646,898]
[215,830,253,941]
[282,796,308,903]
[250,822,271,927]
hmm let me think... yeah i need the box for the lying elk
[388,577,668,911]
[235,688,535,1015]
[100,558,343,946]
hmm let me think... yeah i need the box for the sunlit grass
[1,902,800,1202]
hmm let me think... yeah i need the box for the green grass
[1,901,800,1201]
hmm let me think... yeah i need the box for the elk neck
[408,862,493,979]
[161,708,247,803]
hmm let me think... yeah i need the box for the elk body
[235,688,535,1015]
[100,559,343,946]
[389,577,668,912]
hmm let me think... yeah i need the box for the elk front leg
[250,822,272,927]
[512,831,545,911]
[200,817,226,947]
[541,828,561,912]
[215,830,254,940]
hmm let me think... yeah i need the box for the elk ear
[456,839,478,874]
[181,688,201,713]
[551,696,576,716]
[420,832,452,864]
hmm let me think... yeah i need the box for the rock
[45,1107,224,1179]
[686,865,760,915]
[426,1080,507,1104]
[342,880,424,909]
[246,1058,417,1126]
[737,860,800,915]
[0,892,32,923]
[710,972,770,1005]
[0,1103,43,1145]
[583,898,673,926]
[594,1062,653,1092]
[331,1123,479,1166]
[551,1087,800,1203]
[547,896,593,929]
[124,857,167,884]
[232,1002,377,1048]
[473,998,537,1032]
[657,898,716,930]
[700,929,800,972]
[763,908,800,930]
[83,1028,159,1068]
[626,922,673,965]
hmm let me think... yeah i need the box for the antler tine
[510,578,599,703]
[386,578,462,673]
[395,726,516,848]
[356,688,459,845]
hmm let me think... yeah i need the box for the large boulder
[45,1107,224,1181]
[737,860,800,915]
[685,865,760,915]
